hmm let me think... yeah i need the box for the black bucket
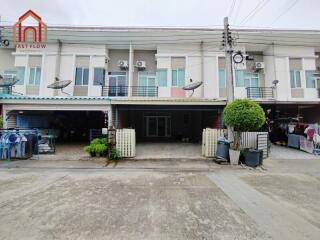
[244,149,262,167]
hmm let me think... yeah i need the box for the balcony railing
[246,87,275,99]
[102,86,158,97]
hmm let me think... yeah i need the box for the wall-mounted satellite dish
[0,75,21,94]
[47,77,72,95]
[182,79,203,97]
[272,80,279,86]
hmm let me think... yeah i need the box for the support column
[108,108,113,128]
[128,43,134,97]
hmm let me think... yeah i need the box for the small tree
[223,99,265,150]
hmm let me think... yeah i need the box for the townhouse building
[1,24,320,143]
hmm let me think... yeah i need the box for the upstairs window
[235,70,259,88]
[93,68,105,86]
[219,69,226,88]
[289,58,302,88]
[171,57,185,87]
[75,67,89,86]
[172,68,185,87]
[290,70,301,88]
[157,69,167,87]
[28,67,41,85]
[15,67,25,85]
[306,70,317,88]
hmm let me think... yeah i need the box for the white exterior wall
[2,34,319,102]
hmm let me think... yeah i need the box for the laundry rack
[0,128,39,167]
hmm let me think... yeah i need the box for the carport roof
[0,94,111,101]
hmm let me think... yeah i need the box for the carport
[1,95,112,157]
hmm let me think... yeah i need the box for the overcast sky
[0,0,319,29]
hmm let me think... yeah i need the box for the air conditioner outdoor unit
[255,62,265,69]
[118,60,128,69]
[135,60,146,69]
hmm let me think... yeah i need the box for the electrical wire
[232,0,243,25]
[228,0,237,19]
[239,0,271,25]
[270,0,300,26]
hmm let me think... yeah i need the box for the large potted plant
[223,99,265,165]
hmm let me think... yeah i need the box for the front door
[146,116,171,137]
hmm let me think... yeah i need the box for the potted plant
[223,99,265,165]
[84,138,107,157]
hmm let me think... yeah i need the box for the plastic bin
[216,141,230,160]
[244,149,262,167]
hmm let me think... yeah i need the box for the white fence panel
[202,129,268,158]
[116,129,136,158]
[202,128,225,157]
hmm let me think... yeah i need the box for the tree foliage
[223,99,265,132]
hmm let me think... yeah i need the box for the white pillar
[108,109,113,128]
[128,43,134,97]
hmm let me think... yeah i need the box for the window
[235,70,259,88]
[157,69,167,87]
[290,70,301,88]
[219,69,226,88]
[172,68,185,87]
[16,67,25,85]
[108,72,127,96]
[75,67,89,85]
[28,67,41,85]
[306,70,317,88]
[138,72,156,96]
[93,68,105,86]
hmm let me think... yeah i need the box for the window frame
[235,70,260,88]
[156,69,168,87]
[305,70,317,88]
[218,69,226,88]
[28,66,41,85]
[75,67,89,86]
[171,68,185,87]
[93,68,105,86]
[290,70,302,88]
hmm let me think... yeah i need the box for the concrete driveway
[0,155,320,240]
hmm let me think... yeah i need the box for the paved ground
[136,142,203,160]
[0,145,320,240]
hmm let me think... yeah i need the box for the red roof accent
[18,10,42,22]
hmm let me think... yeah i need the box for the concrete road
[0,155,320,239]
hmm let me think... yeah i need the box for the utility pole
[222,17,235,142]
[223,17,234,103]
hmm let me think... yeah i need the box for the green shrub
[223,99,265,150]
[84,138,107,157]
[0,116,3,129]
[94,144,108,156]
[110,147,121,160]
[90,138,106,145]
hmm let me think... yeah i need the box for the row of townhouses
[1,14,320,143]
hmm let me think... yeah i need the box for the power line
[270,0,300,26]
[228,0,237,19]
[233,0,243,24]
[239,0,271,25]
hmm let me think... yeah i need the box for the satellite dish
[47,77,72,95]
[0,75,19,87]
[272,80,279,86]
[182,79,203,97]
[0,75,22,95]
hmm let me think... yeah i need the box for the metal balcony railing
[102,86,158,97]
[246,87,275,99]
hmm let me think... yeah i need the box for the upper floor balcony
[246,87,275,99]
[101,86,158,97]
